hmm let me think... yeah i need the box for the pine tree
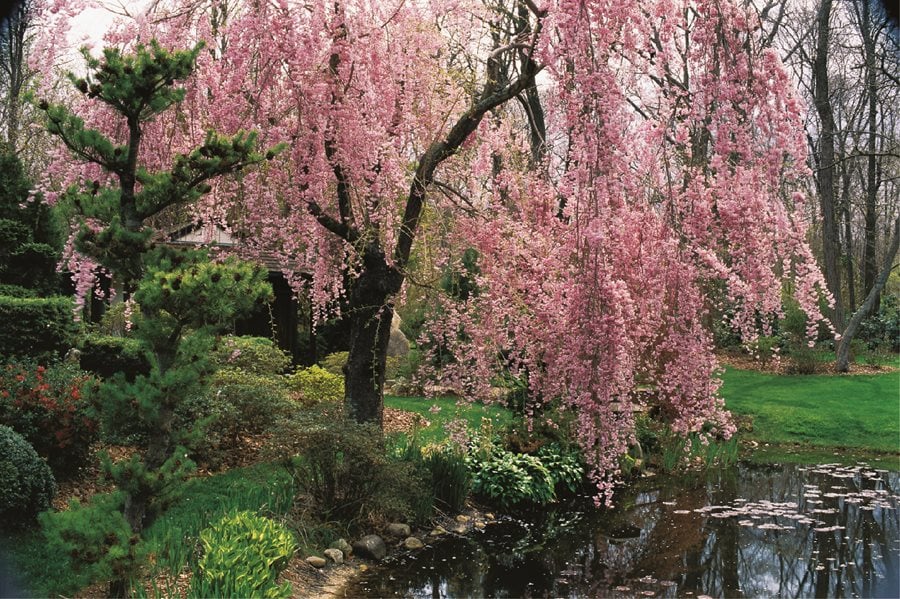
[38,41,278,597]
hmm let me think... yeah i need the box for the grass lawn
[720,366,900,462]
[385,394,513,446]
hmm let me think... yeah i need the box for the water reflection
[342,463,900,598]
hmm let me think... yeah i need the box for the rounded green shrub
[287,364,344,405]
[316,351,348,377]
[192,510,295,599]
[177,367,293,468]
[0,295,78,363]
[0,424,56,527]
[79,334,152,381]
[212,336,291,375]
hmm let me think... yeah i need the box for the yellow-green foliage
[287,365,343,405]
[212,336,291,375]
[317,351,347,377]
[192,510,295,599]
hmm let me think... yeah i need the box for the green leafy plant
[191,511,295,599]
[468,449,556,508]
[287,364,344,405]
[0,363,99,477]
[211,336,291,375]
[0,424,56,527]
[421,443,471,512]
[535,443,585,494]
[463,422,556,508]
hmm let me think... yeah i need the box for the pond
[343,463,900,598]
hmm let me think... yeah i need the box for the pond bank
[337,462,900,598]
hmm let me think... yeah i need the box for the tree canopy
[31,0,835,500]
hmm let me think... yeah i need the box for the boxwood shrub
[0,424,56,527]
[0,295,78,363]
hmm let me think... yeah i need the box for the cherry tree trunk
[343,252,403,427]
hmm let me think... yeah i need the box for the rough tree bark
[859,0,881,314]
[813,0,844,327]
[333,5,545,426]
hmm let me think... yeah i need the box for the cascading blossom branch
[424,0,833,503]
[31,0,835,500]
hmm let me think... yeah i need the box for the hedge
[78,334,151,381]
[0,295,78,362]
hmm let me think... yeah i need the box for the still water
[344,463,900,598]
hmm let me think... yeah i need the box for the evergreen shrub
[287,365,344,405]
[79,334,152,381]
[0,424,56,527]
[178,367,293,468]
[40,492,140,594]
[0,296,78,362]
[211,336,291,375]
[317,351,347,377]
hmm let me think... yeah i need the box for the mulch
[716,351,897,375]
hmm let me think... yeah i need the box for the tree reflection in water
[343,463,900,598]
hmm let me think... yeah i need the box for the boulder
[330,538,353,556]
[403,536,425,550]
[306,556,327,568]
[323,548,344,564]
[387,313,410,357]
[385,522,411,538]
[352,534,387,561]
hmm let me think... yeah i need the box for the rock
[387,313,409,357]
[403,536,424,550]
[352,534,387,561]
[323,548,344,564]
[330,538,353,555]
[385,522,411,538]
[306,556,327,568]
